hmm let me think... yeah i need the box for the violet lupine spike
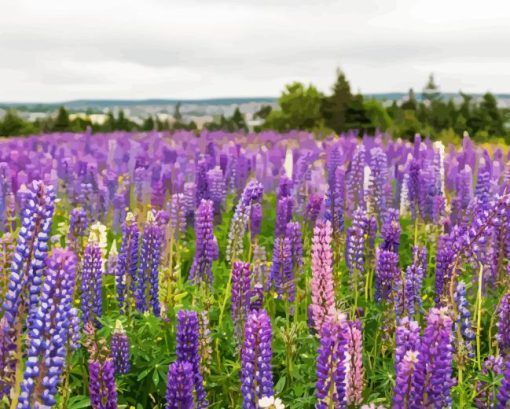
[69,206,89,242]
[346,207,368,281]
[475,156,492,208]
[88,358,118,409]
[310,220,336,333]
[166,361,195,409]
[170,193,187,241]
[231,261,252,338]
[368,147,388,218]
[115,212,139,314]
[269,236,294,304]
[434,233,455,305]
[410,307,455,409]
[189,199,218,285]
[275,196,293,237]
[305,193,323,228]
[475,355,504,408]
[393,350,420,409]
[18,249,77,408]
[315,312,348,409]
[183,182,197,225]
[454,281,475,359]
[111,320,130,375]
[81,241,103,326]
[497,293,510,356]
[286,222,303,278]
[250,284,264,311]
[136,210,163,316]
[347,144,366,212]
[250,202,262,238]
[207,166,226,218]
[403,247,427,317]
[497,357,510,408]
[176,310,208,408]
[0,317,14,399]
[69,307,81,350]
[326,165,346,235]
[253,244,269,291]
[3,180,56,329]
[381,208,401,254]
[395,317,421,369]
[195,158,210,203]
[241,309,273,409]
[375,249,400,305]
[345,319,364,406]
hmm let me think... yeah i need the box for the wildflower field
[1,130,510,409]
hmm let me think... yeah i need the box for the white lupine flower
[258,396,285,409]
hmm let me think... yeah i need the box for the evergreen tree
[422,73,441,102]
[321,69,352,133]
[52,106,70,132]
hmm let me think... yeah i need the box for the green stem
[475,263,484,371]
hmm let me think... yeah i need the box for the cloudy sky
[1,0,510,102]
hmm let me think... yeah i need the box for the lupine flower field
[1,129,510,408]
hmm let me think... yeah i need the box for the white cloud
[1,0,510,101]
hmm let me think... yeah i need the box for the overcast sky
[1,0,510,102]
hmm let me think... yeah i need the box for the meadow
[0,129,509,409]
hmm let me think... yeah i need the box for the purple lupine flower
[0,317,15,399]
[170,193,187,240]
[310,220,336,333]
[345,207,368,281]
[325,165,346,236]
[195,158,210,203]
[454,281,475,359]
[275,196,293,237]
[411,307,455,408]
[269,236,294,304]
[250,202,262,238]
[375,249,400,305]
[207,166,226,218]
[253,244,269,291]
[18,249,77,408]
[81,241,103,326]
[403,246,427,316]
[166,361,194,409]
[88,359,118,409]
[367,147,388,218]
[305,194,323,228]
[183,182,197,225]
[497,357,510,408]
[115,212,139,314]
[395,317,421,369]
[198,311,213,377]
[345,319,364,406]
[231,261,252,338]
[497,293,510,355]
[434,233,455,305]
[381,208,400,254]
[315,312,347,409]
[475,156,492,208]
[475,355,504,408]
[3,180,56,328]
[286,222,303,279]
[69,206,89,242]
[393,350,420,409]
[136,210,163,316]
[347,144,366,212]
[176,310,208,408]
[111,320,130,375]
[69,307,81,350]
[250,284,264,311]
[241,309,273,409]
[189,199,218,285]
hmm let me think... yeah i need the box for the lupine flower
[196,158,210,203]
[497,293,510,355]
[347,144,366,212]
[69,307,82,350]
[251,202,262,238]
[275,196,293,237]
[393,350,420,409]
[207,166,226,217]
[166,361,195,409]
[270,237,294,304]
[250,284,264,311]
[315,312,347,409]
[81,239,103,326]
[325,165,346,236]
[115,212,140,314]
[381,208,400,254]
[258,396,285,409]
[18,249,77,408]
[475,355,503,408]
[497,357,510,408]
[346,207,368,281]
[88,359,118,409]
[411,307,455,408]
[136,210,164,316]
[3,180,56,328]
[395,317,420,368]
[403,247,427,317]
[170,193,187,240]
[198,311,213,377]
[106,240,118,276]
[111,320,130,375]
[310,220,336,333]
[69,206,89,243]
[0,317,14,399]
[253,244,269,290]
[305,194,323,228]
[189,199,218,285]
[286,222,303,279]
[454,281,475,359]
[227,180,263,262]
[232,261,252,338]
[241,309,273,409]
[367,147,388,218]
[375,249,400,306]
[345,320,364,405]
[176,310,208,408]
